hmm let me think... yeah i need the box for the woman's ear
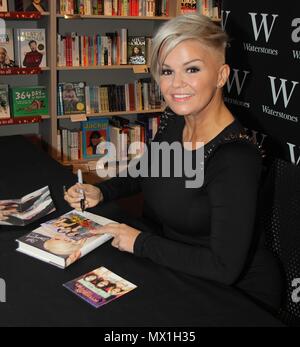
[217,64,230,89]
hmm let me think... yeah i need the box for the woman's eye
[161,69,173,76]
[187,67,200,73]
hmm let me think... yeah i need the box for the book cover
[0,84,10,119]
[127,36,146,65]
[0,28,17,68]
[0,0,8,12]
[15,0,48,12]
[63,267,137,308]
[11,86,48,117]
[17,211,114,268]
[82,118,110,160]
[16,28,47,68]
[181,0,197,14]
[0,186,55,226]
[62,82,86,115]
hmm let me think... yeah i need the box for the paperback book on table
[64,266,137,308]
[17,210,114,268]
[0,186,55,226]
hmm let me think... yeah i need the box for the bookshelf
[0,0,222,169]
[0,0,53,142]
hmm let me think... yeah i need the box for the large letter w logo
[226,69,250,96]
[249,13,279,43]
[268,76,299,108]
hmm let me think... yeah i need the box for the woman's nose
[170,71,186,88]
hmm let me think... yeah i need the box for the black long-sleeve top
[98,112,268,287]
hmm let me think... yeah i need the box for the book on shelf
[14,0,48,12]
[0,84,10,119]
[0,0,8,12]
[58,0,170,17]
[82,117,110,160]
[181,0,197,14]
[0,186,55,226]
[60,82,86,115]
[64,266,137,308]
[128,36,146,65]
[57,29,132,68]
[56,113,160,163]
[180,0,221,19]
[57,79,163,117]
[59,128,82,162]
[0,28,18,68]
[17,210,114,268]
[10,86,49,117]
[15,28,47,68]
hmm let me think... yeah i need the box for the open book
[0,186,55,226]
[16,210,114,269]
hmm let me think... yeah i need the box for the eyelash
[160,67,200,76]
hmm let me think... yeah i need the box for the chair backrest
[261,158,300,326]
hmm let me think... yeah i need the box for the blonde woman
[0,47,16,69]
[65,14,282,311]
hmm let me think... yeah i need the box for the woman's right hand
[64,184,104,211]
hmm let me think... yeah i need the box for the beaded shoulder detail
[204,132,264,161]
[157,108,264,160]
[157,107,177,135]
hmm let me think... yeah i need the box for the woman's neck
[183,102,234,147]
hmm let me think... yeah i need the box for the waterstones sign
[223,0,300,163]
[262,76,299,123]
[0,278,6,303]
[244,13,279,55]
[224,69,251,109]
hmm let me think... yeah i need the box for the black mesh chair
[261,158,300,326]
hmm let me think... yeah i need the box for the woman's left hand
[100,223,141,253]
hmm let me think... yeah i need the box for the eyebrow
[162,59,204,67]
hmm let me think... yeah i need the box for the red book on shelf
[129,83,137,111]
[83,36,87,67]
[134,0,139,16]
[117,0,122,16]
[165,0,170,17]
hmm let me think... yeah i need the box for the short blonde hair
[150,14,229,82]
